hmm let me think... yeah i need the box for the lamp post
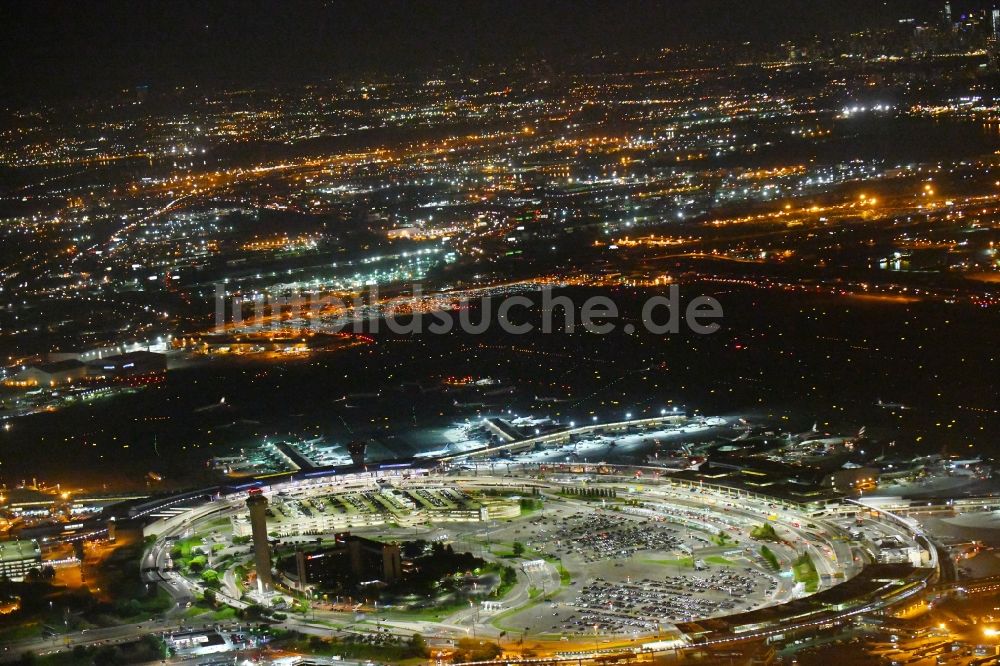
[469,600,477,640]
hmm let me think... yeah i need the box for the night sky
[1,0,992,100]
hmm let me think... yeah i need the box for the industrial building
[6,360,87,388]
[85,350,166,377]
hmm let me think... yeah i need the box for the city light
[0,3,998,665]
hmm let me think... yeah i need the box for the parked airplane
[454,398,495,409]
[877,398,911,410]
[534,395,571,404]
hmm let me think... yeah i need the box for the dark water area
[0,285,996,490]
[720,115,1000,169]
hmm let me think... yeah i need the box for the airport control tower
[246,491,273,593]
[347,440,368,466]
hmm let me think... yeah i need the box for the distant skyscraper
[944,2,953,25]
[992,8,1000,37]
[246,491,273,593]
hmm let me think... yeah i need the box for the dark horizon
[2,0,989,103]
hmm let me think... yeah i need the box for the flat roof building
[85,350,166,377]
[6,360,87,388]
[0,539,42,581]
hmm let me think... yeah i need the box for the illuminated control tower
[246,491,272,593]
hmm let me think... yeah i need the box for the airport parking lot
[468,497,789,637]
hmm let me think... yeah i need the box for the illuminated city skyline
[0,3,999,665]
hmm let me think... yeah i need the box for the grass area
[760,545,780,571]
[211,607,239,621]
[518,497,544,517]
[711,533,735,547]
[491,564,518,599]
[0,622,43,643]
[792,553,820,593]
[183,598,239,622]
[750,523,781,542]
[233,567,247,594]
[704,555,735,566]
[174,537,204,559]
